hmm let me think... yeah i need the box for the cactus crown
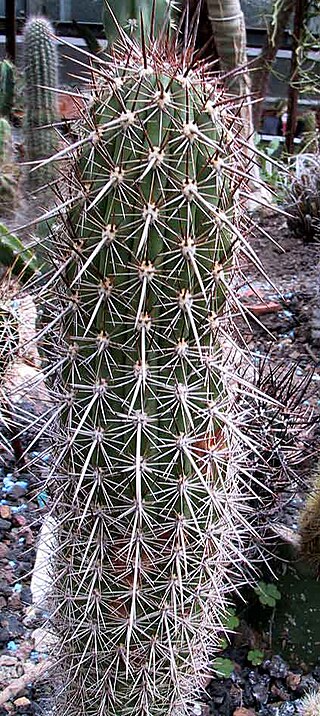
[21,16,284,716]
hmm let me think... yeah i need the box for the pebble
[6,640,18,651]
[8,593,22,609]
[0,627,10,643]
[12,514,27,528]
[264,656,288,679]
[0,519,12,531]
[7,484,27,500]
[252,675,270,704]
[0,654,18,667]
[233,710,256,716]
[1,614,24,639]
[286,672,301,691]
[0,543,9,560]
[0,505,11,520]
[20,587,32,605]
[13,697,31,707]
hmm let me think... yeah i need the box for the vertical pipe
[5,0,16,63]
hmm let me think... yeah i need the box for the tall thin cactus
[0,118,18,214]
[22,16,280,716]
[0,59,15,119]
[23,16,58,183]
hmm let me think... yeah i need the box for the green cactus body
[0,59,15,119]
[23,16,58,182]
[33,30,263,716]
[0,118,18,213]
[299,466,320,575]
[0,117,13,164]
[103,0,175,42]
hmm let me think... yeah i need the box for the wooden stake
[5,0,16,63]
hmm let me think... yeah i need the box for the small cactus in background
[23,16,58,184]
[301,111,318,153]
[0,59,15,119]
[0,118,18,215]
[285,154,320,241]
[17,13,304,716]
[0,117,13,164]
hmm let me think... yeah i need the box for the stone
[20,587,32,605]
[13,697,31,707]
[8,484,26,500]
[0,627,10,643]
[12,514,27,528]
[233,709,256,716]
[8,593,21,609]
[0,614,24,638]
[270,683,290,701]
[286,672,302,691]
[0,506,11,520]
[0,543,9,560]
[264,655,288,679]
[252,675,270,704]
[0,519,11,531]
[0,582,13,597]
[0,655,18,667]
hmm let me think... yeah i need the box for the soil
[0,212,319,715]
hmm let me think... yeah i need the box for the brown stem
[285,0,307,154]
[251,0,294,130]
[5,0,16,63]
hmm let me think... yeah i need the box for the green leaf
[254,581,281,608]
[212,657,234,679]
[247,649,264,666]
[218,637,228,651]
[0,223,39,282]
[224,607,240,631]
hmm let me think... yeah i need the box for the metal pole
[5,0,16,62]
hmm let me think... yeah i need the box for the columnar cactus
[299,467,320,575]
[0,117,13,164]
[23,16,58,182]
[0,59,15,119]
[0,118,18,214]
[29,24,273,716]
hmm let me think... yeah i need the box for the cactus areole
[38,23,258,716]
